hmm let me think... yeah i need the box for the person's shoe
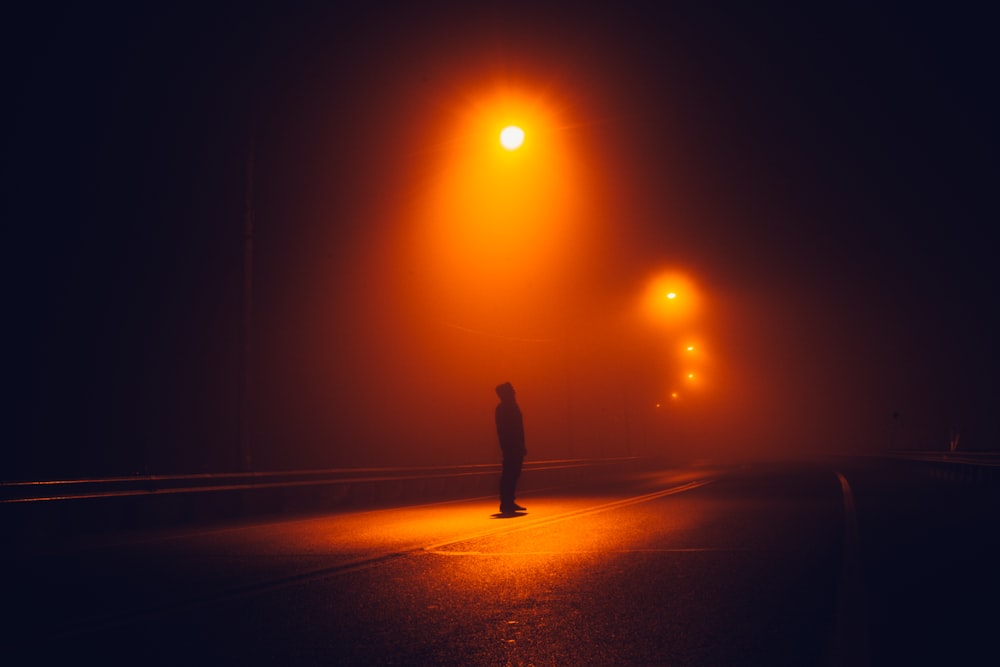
[512,503,526,511]
[499,505,517,514]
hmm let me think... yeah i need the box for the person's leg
[499,462,513,510]
[500,457,521,511]
[500,457,524,512]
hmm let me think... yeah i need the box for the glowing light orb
[499,125,525,150]
[641,271,700,325]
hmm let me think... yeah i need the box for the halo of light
[499,125,525,150]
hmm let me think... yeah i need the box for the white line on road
[430,547,746,556]
[829,472,871,667]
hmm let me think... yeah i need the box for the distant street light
[641,271,699,326]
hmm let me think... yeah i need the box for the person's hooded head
[495,382,516,403]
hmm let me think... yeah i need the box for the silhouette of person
[495,382,527,514]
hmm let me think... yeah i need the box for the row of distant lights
[656,342,697,408]
[656,292,699,409]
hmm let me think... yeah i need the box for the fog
[6,4,995,479]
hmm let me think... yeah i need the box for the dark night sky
[4,2,997,479]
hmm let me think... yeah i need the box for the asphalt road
[4,458,998,665]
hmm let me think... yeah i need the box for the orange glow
[353,79,605,464]
[640,270,701,327]
[410,86,586,336]
[679,341,701,362]
[685,337,715,390]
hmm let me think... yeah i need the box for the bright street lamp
[499,125,525,150]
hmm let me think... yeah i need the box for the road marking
[430,547,745,556]
[830,472,871,667]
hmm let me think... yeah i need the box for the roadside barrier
[885,451,1000,487]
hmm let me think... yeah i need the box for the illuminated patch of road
[423,479,714,553]
[58,478,715,637]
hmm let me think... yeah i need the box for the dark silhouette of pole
[239,136,255,472]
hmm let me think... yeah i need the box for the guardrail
[884,450,1000,487]
[1,458,643,540]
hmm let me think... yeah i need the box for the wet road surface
[5,458,998,665]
